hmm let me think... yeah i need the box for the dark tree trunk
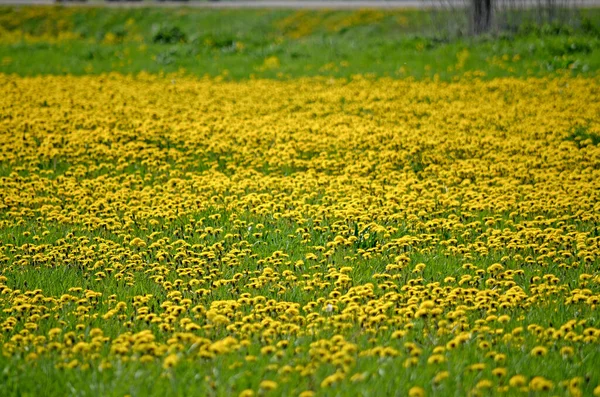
[472,0,493,35]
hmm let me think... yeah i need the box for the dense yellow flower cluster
[0,74,599,395]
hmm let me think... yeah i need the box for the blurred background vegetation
[0,3,598,79]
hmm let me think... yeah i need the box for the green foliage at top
[0,6,599,79]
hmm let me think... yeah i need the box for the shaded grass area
[0,6,599,79]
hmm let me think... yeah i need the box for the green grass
[1,6,600,396]
[2,333,599,396]
[0,6,599,79]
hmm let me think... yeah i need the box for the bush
[152,24,187,44]
[582,18,600,36]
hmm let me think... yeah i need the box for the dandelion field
[2,4,600,397]
[1,73,599,396]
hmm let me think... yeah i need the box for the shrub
[152,24,187,44]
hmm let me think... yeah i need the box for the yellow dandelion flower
[259,380,277,391]
[408,386,425,397]
[492,368,507,378]
[162,354,179,369]
[560,346,574,357]
[427,354,446,365]
[476,379,493,389]
[509,375,527,388]
[529,376,553,392]
[433,371,449,384]
[530,346,548,357]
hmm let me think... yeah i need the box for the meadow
[1,5,600,397]
[0,6,599,79]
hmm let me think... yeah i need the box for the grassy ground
[0,6,599,79]
[1,6,600,397]
[1,73,600,397]
[0,74,600,396]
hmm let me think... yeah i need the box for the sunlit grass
[0,74,599,396]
